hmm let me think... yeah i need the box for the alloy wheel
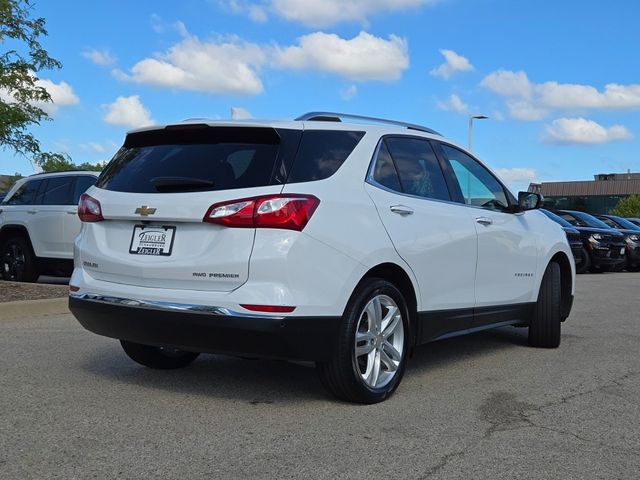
[354,294,405,389]
[2,243,25,281]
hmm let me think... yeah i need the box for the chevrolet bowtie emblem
[135,206,157,216]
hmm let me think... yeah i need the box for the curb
[0,297,69,320]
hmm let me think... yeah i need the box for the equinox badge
[135,206,157,216]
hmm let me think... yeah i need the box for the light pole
[468,115,488,150]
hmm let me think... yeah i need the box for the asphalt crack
[419,371,640,479]
[478,371,640,457]
[419,448,468,479]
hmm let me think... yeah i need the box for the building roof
[532,179,640,197]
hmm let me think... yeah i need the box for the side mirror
[518,191,543,211]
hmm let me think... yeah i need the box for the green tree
[0,171,22,191]
[611,194,640,218]
[0,0,61,157]
[33,152,104,172]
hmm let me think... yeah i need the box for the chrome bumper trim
[69,293,286,320]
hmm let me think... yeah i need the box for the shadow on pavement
[79,325,531,403]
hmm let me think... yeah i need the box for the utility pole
[468,115,488,150]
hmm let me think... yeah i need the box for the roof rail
[295,111,441,136]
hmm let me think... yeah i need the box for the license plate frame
[129,225,176,256]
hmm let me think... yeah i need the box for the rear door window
[6,179,44,205]
[369,136,451,201]
[72,176,98,204]
[385,137,450,201]
[41,176,75,205]
[371,141,402,192]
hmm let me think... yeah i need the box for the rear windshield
[96,126,364,193]
[559,211,612,229]
[606,216,640,231]
[540,209,573,228]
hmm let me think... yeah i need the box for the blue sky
[2,0,639,192]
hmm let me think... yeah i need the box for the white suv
[69,112,575,403]
[0,171,98,282]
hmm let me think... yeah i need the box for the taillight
[78,194,104,222]
[203,195,319,231]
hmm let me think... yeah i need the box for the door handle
[390,205,414,216]
[475,216,493,226]
[27,210,38,214]
[67,211,77,215]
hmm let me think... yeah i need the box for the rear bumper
[69,295,341,362]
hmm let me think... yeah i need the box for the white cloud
[495,167,537,184]
[83,48,117,67]
[491,110,505,122]
[116,34,267,95]
[1,76,79,116]
[437,94,468,113]
[273,31,409,82]
[495,167,538,192]
[505,100,547,121]
[340,84,358,101]
[430,49,474,80]
[103,95,154,129]
[224,0,433,27]
[117,30,408,94]
[481,70,532,98]
[230,107,253,119]
[248,5,268,22]
[542,117,632,145]
[149,14,189,35]
[79,140,120,155]
[17,78,80,115]
[481,69,640,120]
[79,143,106,154]
[223,1,268,22]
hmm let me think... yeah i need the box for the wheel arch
[0,225,35,254]
[354,262,419,346]
[549,251,573,321]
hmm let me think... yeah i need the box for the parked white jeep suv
[1,171,98,282]
[69,112,575,403]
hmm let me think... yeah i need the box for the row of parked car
[540,209,640,274]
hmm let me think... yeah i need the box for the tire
[528,262,562,348]
[317,278,410,404]
[575,247,591,274]
[1,236,39,282]
[120,340,200,369]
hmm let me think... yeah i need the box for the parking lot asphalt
[1,273,639,479]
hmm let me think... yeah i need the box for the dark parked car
[595,214,640,271]
[0,193,6,203]
[540,209,583,269]
[555,210,626,273]
[626,218,640,228]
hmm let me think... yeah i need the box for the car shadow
[407,326,529,374]
[80,326,531,403]
[81,343,328,404]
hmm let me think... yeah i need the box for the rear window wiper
[150,177,215,192]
